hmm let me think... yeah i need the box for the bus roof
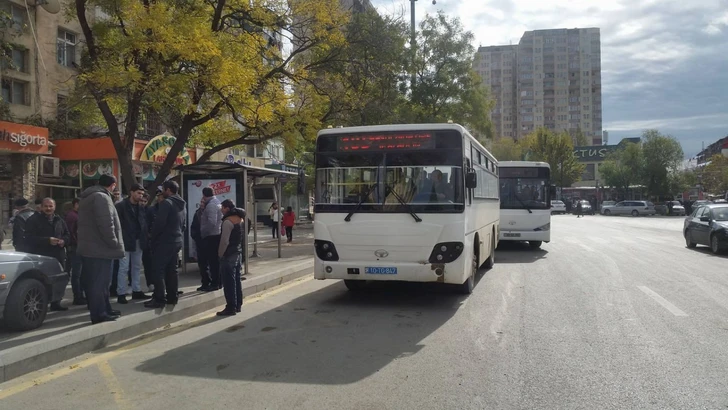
[317,123,469,136]
[498,161,550,169]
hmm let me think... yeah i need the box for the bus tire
[483,233,495,269]
[344,280,366,291]
[458,250,477,294]
[529,241,542,249]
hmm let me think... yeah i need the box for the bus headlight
[534,223,550,231]
[315,240,340,261]
[428,242,464,263]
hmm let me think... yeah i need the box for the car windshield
[711,207,728,221]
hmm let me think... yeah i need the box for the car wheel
[604,209,611,216]
[529,241,542,249]
[4,278,48,331]
[344,279,367,291]
[631,210,639,217]
[685,231,697,248]
[710,234,723,254]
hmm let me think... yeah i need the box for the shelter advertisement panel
[186,178,236,258]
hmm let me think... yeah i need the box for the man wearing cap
[114,183,150,304]
[11,198,35,253]
[77,175,125,324]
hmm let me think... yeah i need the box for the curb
[0,260,313,384]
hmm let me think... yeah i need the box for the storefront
[0,120,51,224]
[48,134,196,207]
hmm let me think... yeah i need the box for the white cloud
[703,11,728,35]
[605,113,728,132]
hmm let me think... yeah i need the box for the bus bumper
[499,230,550,242]
[314,256,469,285]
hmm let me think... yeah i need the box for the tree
[522,128,584,187]
[569,128,588,146]
[489,137,523,161]
[701,154,728,194]
[641,129,684,196]
[407,12,494,140]
[668,168,698,195]
[599,142,643,198]
[73,0,348,189]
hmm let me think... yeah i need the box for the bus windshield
[315,130,465,213]
[499,166,550,210]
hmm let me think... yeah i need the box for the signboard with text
[138,134,192,165]
[0,121,50,155]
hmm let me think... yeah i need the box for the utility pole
[410,0,417,88]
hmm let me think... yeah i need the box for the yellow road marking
[98,361,131,410]
[0,275,312,400]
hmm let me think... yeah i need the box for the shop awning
[174,161,298,179]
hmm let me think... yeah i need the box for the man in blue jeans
[216,199,245,316]
[77,175,125,324]
[115,183,150,304]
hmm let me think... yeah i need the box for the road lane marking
[0,275,313,399]
[637,286,688,317]
[578,243,595,252]
[98,361,131,410]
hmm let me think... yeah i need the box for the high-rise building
[475,28,602,145]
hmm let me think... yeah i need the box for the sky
[370,0,728,158]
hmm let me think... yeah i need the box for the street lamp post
[409,0,436,88]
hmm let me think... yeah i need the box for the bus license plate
[504,233,521,238]
[365,267,397,275]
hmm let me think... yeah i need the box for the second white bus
[313,123,499,294]
[498,161,552,248]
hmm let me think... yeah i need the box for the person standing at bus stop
[217,199,245,316]
[282,206,295,243]
[200,187,223,291]
[576,200,583,218]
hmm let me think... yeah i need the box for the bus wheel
[483,235,495,269]
[529,241,542,249]
[344,280,366,291]
[458,249,477,294]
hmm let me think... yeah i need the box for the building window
[1,2,25,30]
[57,30,77,67]
[583,114,590,120]
[0,47,27,72]
[1,78,28,105]
[582,164,595,181]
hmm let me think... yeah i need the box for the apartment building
[475,28,603,145]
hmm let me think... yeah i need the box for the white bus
[313,123,499,294]
[498,161,552,248]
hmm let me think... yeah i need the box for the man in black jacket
[145,180,186,308]
[25,198,71,311]
[115,183,150,304]
[190,198,210,291]
[11,198,35,252]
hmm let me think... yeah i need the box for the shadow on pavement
[688,246,728,259]
[135,280,468,385]
[495,241,549,264]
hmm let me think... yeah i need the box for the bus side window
[466,159,472,205]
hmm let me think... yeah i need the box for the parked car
[668,201,686,216]
[684,204,728,254]
[550,200,566,214]
[600,201,616,214]
[0,252,67,331]
[601,200,656,216]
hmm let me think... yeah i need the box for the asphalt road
[1,214,727,410]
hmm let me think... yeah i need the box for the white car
[550,200,566,214]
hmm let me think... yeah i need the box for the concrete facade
[475,28,603,145]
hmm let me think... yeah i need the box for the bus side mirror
[465,171,477,189]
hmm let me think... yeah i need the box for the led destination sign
[337,133,435,152]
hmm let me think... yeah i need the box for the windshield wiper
[385,184,422,222]
[514,193,533,214]
[345,182,378,222]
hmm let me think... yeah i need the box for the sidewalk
[0,230,314,383]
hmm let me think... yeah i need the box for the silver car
[602,200,656,216]
[0,251,68,331]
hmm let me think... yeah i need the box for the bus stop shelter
[174,161,299,277]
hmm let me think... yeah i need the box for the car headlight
[428,242,464,263]
[534,223,550,231]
